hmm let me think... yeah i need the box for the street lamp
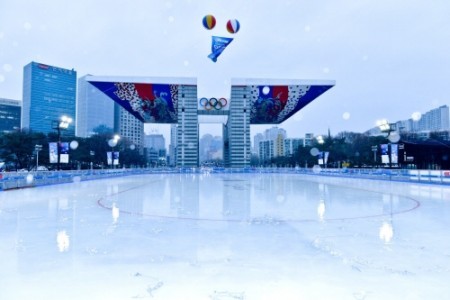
[376,119,397,138]
[52,115,72,171]
[108,134,120,168]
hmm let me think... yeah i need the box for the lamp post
[52,116,72,171]
[35,144,42,170]
[371,145,378,166]
[316,135,326,168]
[377,119,397,137]
[90,150,95,171]
[108,134,120,169]
[377,119,397,168]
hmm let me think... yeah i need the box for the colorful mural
[249,85,334,124]
[89,81,179,123]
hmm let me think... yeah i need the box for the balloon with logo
[226,19,240,34]
[202,14,216,30]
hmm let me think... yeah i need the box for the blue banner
[381,144,389,164]
[107,151,120,166]
[390,143,398,164]
[208,36,233,62]
[49,142,58,163]
[60,142,69,163]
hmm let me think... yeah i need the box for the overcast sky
[1,0,450,141]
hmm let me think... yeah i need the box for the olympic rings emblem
[199,97,228,110]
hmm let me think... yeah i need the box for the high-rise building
[284,138,303,156]
[257,134,302,159]
[22,62,76,135]
[275,133,284,157]
[144,134,166,151]
[115,105,144,151]
[253,133,264,155]
[259,140,274,162]
[368,105,450,136]
[416,105,449,131]
[304,133,314,146]
[169,124,177,166]
[199,134,223,163]
[176,85,199,167]
[0,98,21,133]
[144,133,166,164]
[253,127,287,158]
[79,75,144,150]
[264,126,287,141]
[76,75,115,137]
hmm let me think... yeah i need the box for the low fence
[0,169,147,190]
[298,167,450,184]
[1,167,450,191]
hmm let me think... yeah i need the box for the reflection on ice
[56,230,70,252]
[317,199,326,221]
[379,221,394,244]
[112,203,119,224]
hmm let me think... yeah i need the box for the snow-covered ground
[0,173,449,299]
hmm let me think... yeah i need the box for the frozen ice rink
[0,173,449,300]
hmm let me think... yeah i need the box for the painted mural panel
[89,81,179,123]
[249,85,333,124]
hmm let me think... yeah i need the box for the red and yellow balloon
[202,15,216,30]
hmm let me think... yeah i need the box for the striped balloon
[226,19,240,34]
[202,15,216,30]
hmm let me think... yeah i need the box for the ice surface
[0,173,449,299]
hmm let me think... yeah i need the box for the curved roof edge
[85,75,197,85]
[230,78,336,86]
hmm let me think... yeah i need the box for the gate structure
[87,76,335,167]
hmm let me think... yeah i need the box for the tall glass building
[76,75,114,137]
[0,98,21,133]
[22,62,76,135]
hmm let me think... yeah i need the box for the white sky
[1,0,450,142]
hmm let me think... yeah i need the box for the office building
[76,75,115,137]
[259,140,274,162]
[144,133,165,151]
[22,62,76,135]
[284,138,303,156]
[368,105,450,136]
[0,98,21,132]
[415,105,449,132]
[253,133,264,156]
[169,124,177,166]
[77,75,143,150]
[115,104,144,151]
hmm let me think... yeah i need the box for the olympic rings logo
[199,97,228,110]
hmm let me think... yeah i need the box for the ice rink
[0,173,449,299]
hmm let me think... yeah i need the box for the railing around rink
[0,168,166,191]
[1,167,450,190]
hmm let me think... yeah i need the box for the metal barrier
[1,167,450,191]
